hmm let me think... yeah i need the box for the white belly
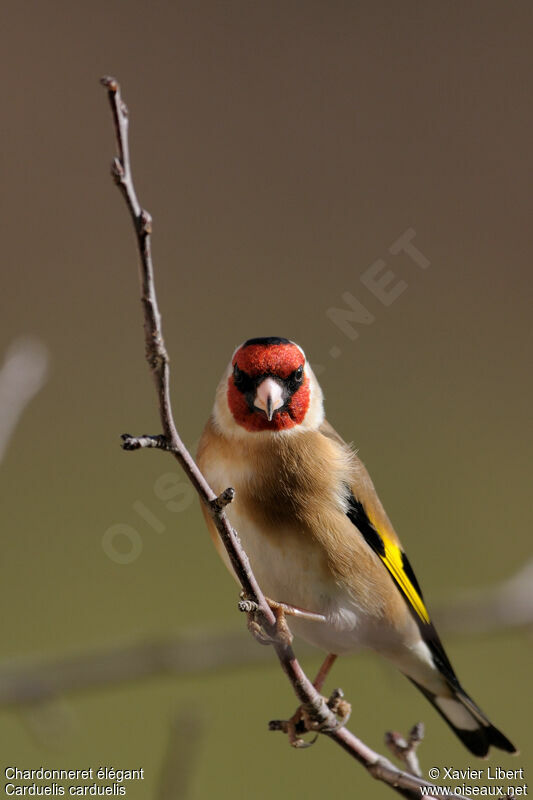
[211,494,376,655]
[202,450,409,657]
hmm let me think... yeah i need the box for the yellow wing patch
[379,535,430,624]
[345,490,430,625]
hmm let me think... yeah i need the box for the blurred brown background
[1,1,531,797]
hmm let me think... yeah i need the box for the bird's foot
[238,594,294,647]
[269,688,352,748]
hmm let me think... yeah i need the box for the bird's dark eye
[232,364,253,394]
[285,365,304,395]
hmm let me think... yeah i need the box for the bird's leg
[238,594,294,647]
[267,599,327,624]
[312,652,338,692]
[301,654,351,731]
[269,652,352,748]
[238,594,326,647]
[239,595,351,745]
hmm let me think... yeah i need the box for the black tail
[411,680,517,757]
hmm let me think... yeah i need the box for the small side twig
[209,487,236,514]
[101,75,468,800]
[120,433,170,451]
[385,723,425,778]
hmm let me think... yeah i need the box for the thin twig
[101,75,465,799]
[101,77,272,622]
[385,724,425,778]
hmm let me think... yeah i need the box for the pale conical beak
[254,377,284,421]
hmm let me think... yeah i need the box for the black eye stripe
[232,365,255,394]
[285,366,304,394]
[231,366,305,399]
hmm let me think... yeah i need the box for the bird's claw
[238,594,294,647]
[269,687,351,748]
[268,709,319,748]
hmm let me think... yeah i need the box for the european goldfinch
[197,336,516,757]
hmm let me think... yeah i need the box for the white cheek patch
[435,697,479,731]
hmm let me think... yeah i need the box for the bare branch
[0,337,49,463]
[100,75,272,621]
[156,708,205,800]
[101,75,464,799]
[436,561,533,636]
[0,630,279,707]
